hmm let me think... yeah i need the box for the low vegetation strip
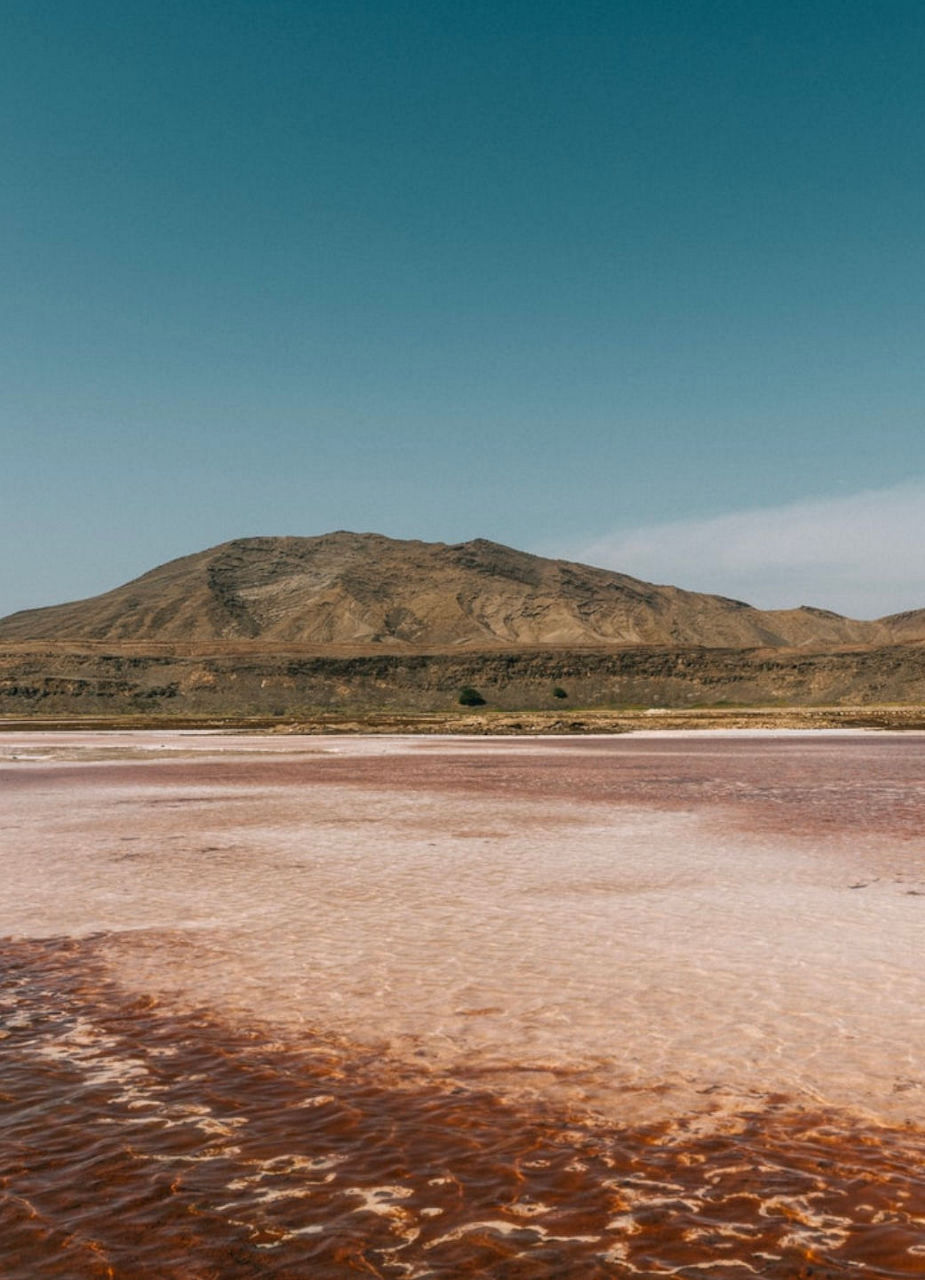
[2,706,925,734]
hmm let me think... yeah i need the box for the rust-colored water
[2,731,925,1275]
[4,935,925,1279]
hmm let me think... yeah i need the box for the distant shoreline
[3,705,925,734]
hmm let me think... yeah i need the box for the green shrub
[458,686,486,706]
[552,686,568,699]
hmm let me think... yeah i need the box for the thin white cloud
[576,481,925,620]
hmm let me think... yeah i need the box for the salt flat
[3,729,924,1127]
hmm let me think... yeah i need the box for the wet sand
[2,731,924,1275]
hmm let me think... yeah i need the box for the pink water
[1,730,924,1275]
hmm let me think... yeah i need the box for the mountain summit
[0,532,905,651]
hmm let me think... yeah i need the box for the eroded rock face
[0,532,896,650]
[3,643,925,717]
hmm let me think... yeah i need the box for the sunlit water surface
[2,730,924,1276]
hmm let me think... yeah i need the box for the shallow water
[2,731,924,1275]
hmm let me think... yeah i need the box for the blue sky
[3,1,924,618]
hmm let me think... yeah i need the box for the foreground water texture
[1,731,924,1277]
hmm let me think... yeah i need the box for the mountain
[877,608,925,643]
[0,532,899,650]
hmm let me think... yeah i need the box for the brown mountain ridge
[0,532,919,651]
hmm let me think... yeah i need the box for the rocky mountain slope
[0,532,904,650]
[876,608,925,643]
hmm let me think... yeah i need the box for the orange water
[4,935,925,1279]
